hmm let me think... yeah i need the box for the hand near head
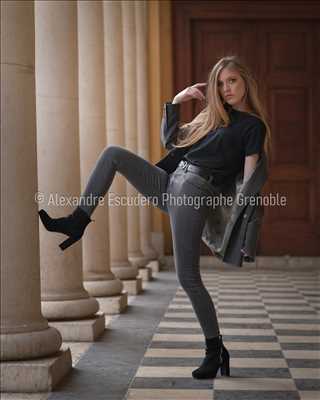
[172,83,207,104]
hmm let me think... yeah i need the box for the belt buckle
[180,160,188,171]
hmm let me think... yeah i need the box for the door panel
[257,21,319,255]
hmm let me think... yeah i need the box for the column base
[138,266,153,281]
[0,326,62,361]
[122,278,143,295]
[83,278,123,297]
[96,291,128,314]
[0,347,72,393]
[111,262,138,280]
[41,296,99,321]
[128,254,148,268]
[48,312,105,342]
[147,260,160,273]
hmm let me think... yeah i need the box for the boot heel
[59,236,79,250]
[220,355,230,376]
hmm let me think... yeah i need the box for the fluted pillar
[103,0,142,294]
[122,1,149,275]
[78,1,127,313]
[35,0,104,339]
[0,0,71,392]
[135,0,160,269]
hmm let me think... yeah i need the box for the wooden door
[172,1,320,256]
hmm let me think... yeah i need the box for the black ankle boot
[38,207,93,250]
[192,334,230,379]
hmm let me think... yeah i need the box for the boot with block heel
[38,207,92,250]
[192,334,230,379]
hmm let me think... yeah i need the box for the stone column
[146,0,170,266]
[135,0,160,274]
[78,0,127,314]
[103,0,142,295]
[122,1,151,282]
[0,0,71,392]
[35,0,105,341]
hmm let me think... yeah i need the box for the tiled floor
[126,268,320,400]
[3,266,319,400]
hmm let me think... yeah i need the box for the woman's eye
[217,79,235,87]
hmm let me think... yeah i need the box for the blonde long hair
[173,56,272,162]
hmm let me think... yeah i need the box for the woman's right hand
[172,82,207,104]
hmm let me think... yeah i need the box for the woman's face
[217,67,248,111]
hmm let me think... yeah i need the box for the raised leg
[80,145,169,216]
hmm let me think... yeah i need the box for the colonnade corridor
[1,0,162,395]
[2,1,320,399]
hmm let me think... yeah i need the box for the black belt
[178,160,215,184]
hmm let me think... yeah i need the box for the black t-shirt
[184,105,266,185]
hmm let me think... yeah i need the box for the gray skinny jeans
[80,145,220,338]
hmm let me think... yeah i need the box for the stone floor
[2,262,320,400]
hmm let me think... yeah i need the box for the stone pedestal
[147,260,161,274]
[138,267,153,281]
[0,347,72,393]
[97,291,128,315]
[122,278,143,295]
[49,312,106,342]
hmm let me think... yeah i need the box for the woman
[39,55,271,380]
